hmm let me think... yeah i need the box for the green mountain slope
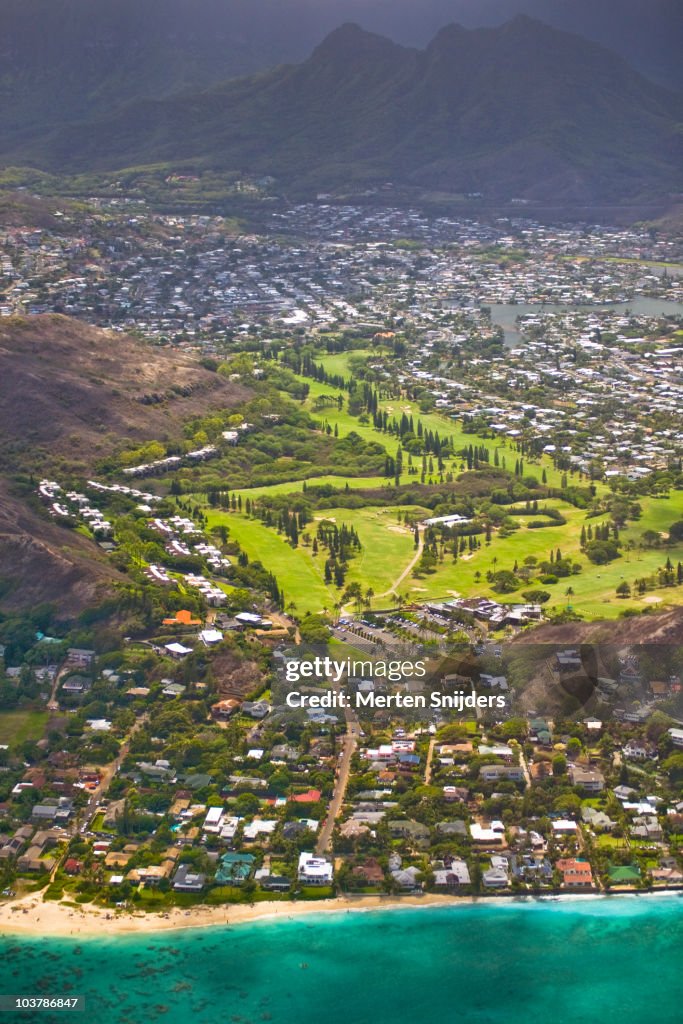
[7,18,683,203]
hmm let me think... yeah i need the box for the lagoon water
[489,297,683,347]
[0,898,681,1024]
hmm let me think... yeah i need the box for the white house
[297,852,333,885]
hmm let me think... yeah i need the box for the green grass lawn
[228,474,407,502]
[0,709,49,750]
[203,361,683,621]
[392,496,683,620]
[206,486,683,620]
[207,505,420,614]
[596,835,629,849]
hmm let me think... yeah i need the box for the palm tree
[343,582,364,615]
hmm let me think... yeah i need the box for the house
[211,699,241,720]
[202,806,225,833]
[390,864,423,890]
[623,740,657,761]
[667,728,683,748]
[165,642,193,659]
[339,819,370,839]
[479,764,525,783]
[351,858,385,885]
[162,683,186,698]
[433,857,471,890]
[242,701,271,720]
[242,819,277,841]
[556,858,593,888]
[173,864,206,893]
[66,648,95,668]
[234,612,264,628]
[436,821,468,838]
[510,854,552,883]
[259,874,292,892]
[271,744,299,762]
[18,847,55,873]
[298,852,333,885]
[478,744,514,761]
[470,821,506,845]
[582,807,615,831]
[443,786,469,803]
[608,863,641,885]
[31,798,73,824]
[483,856,510,888]
[61,675,92,697]
[128,861,176,886]
[163,610,202,627]
[630,816,663,842]
[137,760,175,782]
[388,820,430,842]
[552,819,579,836]
[291,789,322,804]
[0,826,33,860]
[104,851,132,869]
[569,766,605,793]
[199,629,223,647]
[215,853,255,885]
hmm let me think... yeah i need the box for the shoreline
[0,888,679,939]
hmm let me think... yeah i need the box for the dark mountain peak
[425,22,469,54]
[425,15,580,60]
[8,6,680,213]
[311,22,402,61]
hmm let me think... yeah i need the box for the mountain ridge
[10,18,681,206]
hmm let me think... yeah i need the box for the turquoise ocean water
[0,897,681,1024]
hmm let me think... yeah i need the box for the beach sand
[0,891,476,938]
[0,888,674,939]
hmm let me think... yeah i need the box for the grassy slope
[199,357,683,621]
[0,709,49,750]
[398,498,683,620]
[207,505,419,613]
[229,474,407,502]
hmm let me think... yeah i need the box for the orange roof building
[556,858,593,888]
[163,609,202,627]
[291,789,322,804]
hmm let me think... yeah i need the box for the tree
[615,581,631,598]
[668,521,683,543]
[662,753,683,782]
[552,754,567,775]
[566,737,582,760]
[490,570,519,594]
[235,793,260,815]
[521,589,551,604]
[500,718,527,741]
[585,540,620,565]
